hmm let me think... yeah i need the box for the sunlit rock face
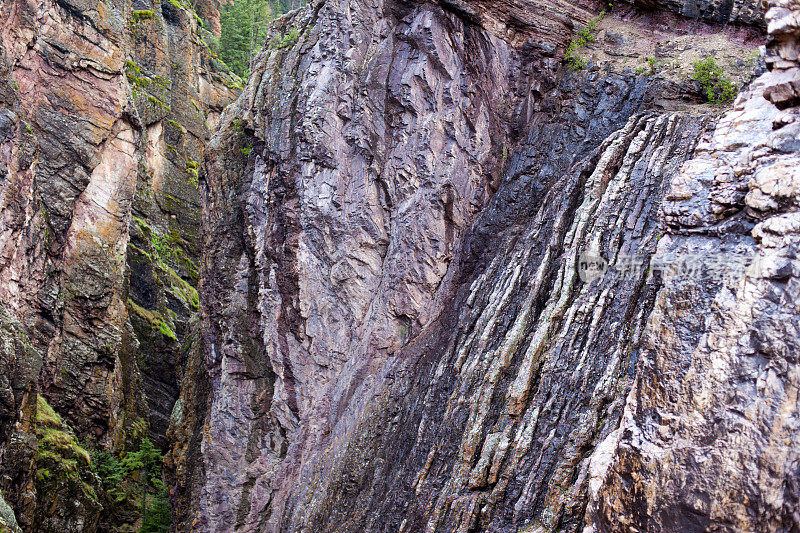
[176,0,800,531]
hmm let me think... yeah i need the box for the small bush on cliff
[565,11,605,71]
[271,28,300,49]
[692,56,737,105]
[636,56,660,76]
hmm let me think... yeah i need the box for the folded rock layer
[176,0,800,531]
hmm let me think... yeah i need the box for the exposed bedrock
[0,0,237,529]
[587,1,800,531]
[1,0,797,528]
[176,0,800,531]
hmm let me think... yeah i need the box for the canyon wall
[173,0,800,531]
[0,0,237,529]
[588,3,800,531]
[2,0,799,530]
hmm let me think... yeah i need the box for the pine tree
[219,0,285,79]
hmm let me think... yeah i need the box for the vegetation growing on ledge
[167,268,200,310]
[146,94,171,112]
[565,10,605,71]
[168,119,185,133]
[125,60,150,90]
[271,28,300,50]
[132,216,200,283]
[34,395,170,531]
[636,56,660,76]
[221,73,245,92]
[128,299,178,341]
[692,55,738,105]
[126,61,172,112]
[166,0,206,27]
[35,395,99,502]
[186,159,200,188]
[131,10,155,22]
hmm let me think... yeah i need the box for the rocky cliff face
[588,3,800,531]
[171,0,800,531]
[2,0,799,531]
[0,0,237,529]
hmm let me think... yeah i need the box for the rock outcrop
[4,0,800,530]
[0,0,237,529]
[173,0,800,531]
[587,1,800,531]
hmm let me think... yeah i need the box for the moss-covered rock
[33,396,102,532]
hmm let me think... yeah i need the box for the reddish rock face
[0,0,237,530]
[4,0,800,531]
[171,0,800,532]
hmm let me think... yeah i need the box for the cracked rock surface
[174,0,800,531]
[3,0,799,529]
[0,0,236,530]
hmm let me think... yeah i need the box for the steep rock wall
[184,0,773,531]
[587,1,800,531]
[0,0,237,529]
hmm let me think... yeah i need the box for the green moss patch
[127,299,178,341]
[131,9,155,22]
[35,395,98,501]
[165,266,199,311]
[186,159,199,188]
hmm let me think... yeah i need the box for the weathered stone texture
[2,0,795,530]
[0,0,237,529]
[587,0,800,531]
[180,0,780,531]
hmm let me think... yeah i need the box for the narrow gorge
[2,0,800,531]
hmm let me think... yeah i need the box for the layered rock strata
[0,0,237,529]
[177,0,784,531]
[587,1,800,531]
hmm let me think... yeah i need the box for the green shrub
[271,28,300,50]
[565,11,605,71]
[692,56,737,105]
[636,56,660,76]
[565,41,587,71]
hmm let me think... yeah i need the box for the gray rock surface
[587,0,800,531]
